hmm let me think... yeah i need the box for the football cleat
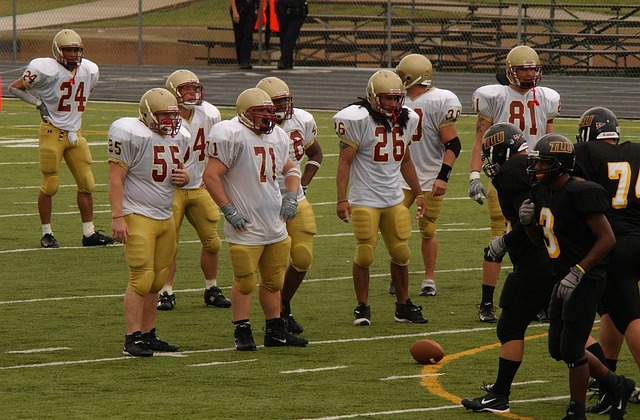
[141,328,179,352]
[82,230,114,247]
[234,322,256,351]
[461,384,510,413]
[353,303,371,326]
[204,286,231,308]
[263,318,308,347]
[419,279,437,296]
[478,302,498,323]
[41,233,59,248]
[563,400,586,420]
[586,389,611,414]
[281,310,304,335]
[395,299,428,323]
[157,291,176,311]
[609,375,635,419]
[123,331,153,357]
[630,390,640,404]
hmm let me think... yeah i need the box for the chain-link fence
[2,1,640,76]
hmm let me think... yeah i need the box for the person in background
[275,0,308,70]
[156,70,231,312]
[571,107,640,414]
[229,0,259,69]
[392,53,462,298]
[8,29,113,248]
[203,87,308,351]
[108,88,189,357]
[334,70,427,327]
[468,45,561,323]
[256,76,321,335]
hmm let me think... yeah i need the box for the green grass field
[1,98,639,419]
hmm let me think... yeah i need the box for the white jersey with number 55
[472,84,560,148]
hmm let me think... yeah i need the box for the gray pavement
[2,62,639,119]
[0,0,194,31]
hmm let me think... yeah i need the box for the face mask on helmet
[256,77,294,121]
[366,70,406,119]
[52,29,83,69]
[481,123,527,178]
[526,134,575,184]
[165,70,204,109]
[576,106,620,143]
[396,54,433,89]
[506,46,542,89]
[139,88,182,137]
[236,88,278,134]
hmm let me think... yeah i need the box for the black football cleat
[123,331,153,357]
[234,322,256,351]
[263,318,308,347]
[141,328,179,352]
[204,286,231,308]
[41,233,59,248]
[157,291,176,311]
[82,230,114,247]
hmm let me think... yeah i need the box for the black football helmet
[481,123,528,178]
[576,106,620,143]
[527,134,575,184]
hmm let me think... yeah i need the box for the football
[409,339,445,364]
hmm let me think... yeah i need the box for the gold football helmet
[256,77,294,121]
[506,45,542,89]
[139,88,181,137]
[52,29,83,68]
[236,88,277,134]
[165,69,204,109]
[366,70,405,119]
[396,54,433,89]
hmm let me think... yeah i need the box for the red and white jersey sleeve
[180,101,222,188]
[206,119,289,245]
[401,87,462,191]
[333,105,419,208]
[108,117,190,220]
[22,57,99,132]
[278,107,318,199]
[472,84,561,148]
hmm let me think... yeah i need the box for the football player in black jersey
[573,107,640,412]
[521,134,634,420]
[462,123,557,414]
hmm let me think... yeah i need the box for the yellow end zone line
[420,332,548,420]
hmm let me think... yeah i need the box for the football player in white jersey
[156,70,231,311]
[203,88,308,351]
[9,29,113,248]
[334,70,427,327]
[108,88,190,357]
[468,45,561,323]
[256,77,322,335]
[394,54,463,298]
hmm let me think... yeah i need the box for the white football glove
[468,172,487,205]
[519,199,535,226]
[557,266,584,301]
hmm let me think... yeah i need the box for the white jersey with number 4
[108,117,191,220]
[400,87,462,191]
[207,118,290,246]
[21,57,99,132]
[180,101,221,189]
[333,105,419,208]
[472,84,561,148]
